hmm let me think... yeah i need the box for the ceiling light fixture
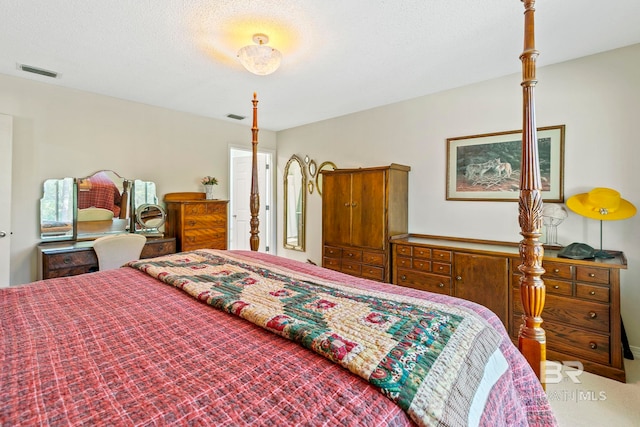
[237,33,282,76]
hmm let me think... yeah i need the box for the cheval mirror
[283,155,306,251]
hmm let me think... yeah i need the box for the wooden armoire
[321,164,410,282]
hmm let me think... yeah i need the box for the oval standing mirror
[136,204,166,236]
[315,161,337,196]
[283,155,306,251]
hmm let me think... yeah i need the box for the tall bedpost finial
[250,93,260,251]
[518,0,547,386]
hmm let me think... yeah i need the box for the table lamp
[566,187,637,258]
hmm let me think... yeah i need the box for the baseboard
[629,345,640,360]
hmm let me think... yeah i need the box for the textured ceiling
[2,1,640,131]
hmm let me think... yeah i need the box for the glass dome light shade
[237,44,282,76]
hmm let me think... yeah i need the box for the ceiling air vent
[18,64,59,78]
[226,114,246,121]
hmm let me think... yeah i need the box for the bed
[1,2,554,426]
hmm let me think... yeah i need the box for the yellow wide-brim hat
[566,187,637,220]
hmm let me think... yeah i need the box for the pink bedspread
[1,250,556,426]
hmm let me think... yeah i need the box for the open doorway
[229,146,275,253]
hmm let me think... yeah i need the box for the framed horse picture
[446,125,565,202]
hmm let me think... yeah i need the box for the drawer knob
[553,285,560,289]
[63,256,71,264]
[456,276,462,281]
[438,266,444,271]
[438,283,444,288]
[344,203,350,207]
[188,220,196,226]
[418,263,423,267]
[401,275,406,280]
[439,254,444,258]
[553,268,560,273]
[589,273,596,277]
[589,311,597,319]
[589,342,598,350]
[418,251,424,255]
[590,291,596,295]
[347,253,353,257]
[351,202,358,207]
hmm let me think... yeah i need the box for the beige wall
[0,74,276,285]
[277,44,640,351]
[3,43,639,351]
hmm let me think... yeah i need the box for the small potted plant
[201,176,218,199]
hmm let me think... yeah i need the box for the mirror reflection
[283,155,306,251]
[76,170,130,240]
[40,177,75,240]
[135,203,166,236]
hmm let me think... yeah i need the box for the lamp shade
[566,187,636,220]
[237,34,282,76]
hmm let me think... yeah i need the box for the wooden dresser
[390,234,628,382]
[164,192,228,252]
[322,164,410,282]
[38,237,177,279]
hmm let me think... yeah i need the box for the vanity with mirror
[37,170,176,279]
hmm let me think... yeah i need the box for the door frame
[228,145,276,253]
[0,114,13,286]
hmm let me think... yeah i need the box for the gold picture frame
[446,125,565,202]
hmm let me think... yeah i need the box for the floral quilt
[128,250,504,426]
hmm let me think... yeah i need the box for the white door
[0,114,13,286]
[229,148,273,253]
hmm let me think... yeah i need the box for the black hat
[557,242,595,260]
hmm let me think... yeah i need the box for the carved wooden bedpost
[250,93,260,251]
[518,0,546,384]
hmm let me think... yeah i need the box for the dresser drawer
[140,239,176,259]
[362,251,384,266]
[545,321,610,365]
[511,316,610,365]
[432,249,452,262]
[361,265,385,281]
[412,259,431,272]
[396,256,411,269]
[432,262,451,275]
[396,269,451,295]
[576,266,609,284]
[395,245,412,257]
[542,294,610,333]
[544,278,573,296]
[324,246,342,258]
[183,216,226,229]
[184,204,209,216]
[413,247,431,259]
[576,283,610,303]
[47,251,96,269]
[183,231,226,250]
[46,265,96,278]
[542,261,573,280]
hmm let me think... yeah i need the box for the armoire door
[322,172,352,246]
[350,170,386,250]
